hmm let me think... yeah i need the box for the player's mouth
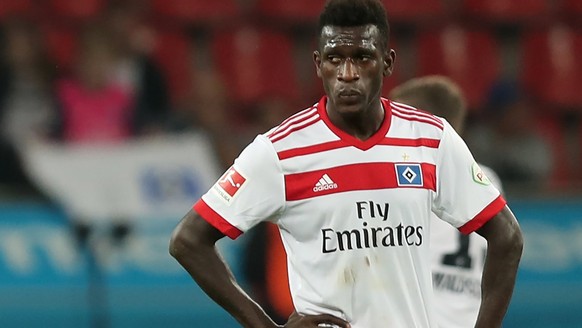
[337,89,362,102]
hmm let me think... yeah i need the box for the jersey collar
[317,96,392,151]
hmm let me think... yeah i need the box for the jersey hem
[458,195,506,234]
[193,200,243,239]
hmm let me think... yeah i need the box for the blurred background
[0,0,581,327]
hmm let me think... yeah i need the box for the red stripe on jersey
[391,105,444,129]
[270,115,321,143]
[268,107,318,140]
[391,101,444,125]
[285,162,436,201]
[278,140,348,160]
[391,102,444,130]
[458,195,507,235]
[274,105,317,133]
[194,199,243,239]
[391,110,445,130]
[267,108,315,139]
[379,137,441,148]
[420,162,437,191]
[277,138,440,160]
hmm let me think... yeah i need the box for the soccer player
[169,0,523,327]
[390,75,505,328]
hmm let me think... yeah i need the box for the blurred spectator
[249,96,297,134]
[55,23,133,143]
[101,1,172,136]
[465,80,553,191]
[168,69,243,171]
[0,18,58,195]
[55,1,172,144]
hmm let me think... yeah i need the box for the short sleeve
[194,135,285,239]
[432,121,506,234]
[480,164,503,195]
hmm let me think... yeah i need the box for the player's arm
[169,209,279,328]
[169,210,351,328]
[474,205,523,328]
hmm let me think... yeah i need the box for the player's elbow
[500,230,524,273]
[509,225,524,259]
[169,210,223,262]
[479,207,524,260]
[169,223,201,262]
[169,226,188,261]
[493,219,524,261]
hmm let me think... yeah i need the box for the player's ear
[383,49,396,77]
[313,50,323,78]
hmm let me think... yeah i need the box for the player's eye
[327,56,341,64]
[358,55,372,63]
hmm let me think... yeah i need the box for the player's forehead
[320,24,381,52]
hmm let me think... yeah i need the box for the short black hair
[318,0,390,50]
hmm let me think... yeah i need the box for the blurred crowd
[1,0,582,200]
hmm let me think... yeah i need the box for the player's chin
[333,99,366,115]
[337,104,366,117]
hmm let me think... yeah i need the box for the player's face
[314,24,395,116]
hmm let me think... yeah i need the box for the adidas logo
[313,174,338,192]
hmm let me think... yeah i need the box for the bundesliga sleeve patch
[472,162,491,186]
[212,166,247,204]
[395,163,423,186]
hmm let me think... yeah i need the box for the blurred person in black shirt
[0,17,58,197]
[465,80,553,191]
[101,1,171,136]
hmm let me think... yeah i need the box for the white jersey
[430,165,503,328]
[194,97,505,328]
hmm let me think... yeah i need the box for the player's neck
[326,100,385,141]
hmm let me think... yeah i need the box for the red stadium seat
[520,24,582,110]
[42,24,79,74]
[460,0,549,25]
[211,25,300,106]
[48,0,106,21]
[151,29,194,103]
[0,0,33,18]
[151,0,240,26]
[416,25,501,110]
[534,115,572,189]
[381,0,446,25]
[562,0,582,13]
[560,0,582,23]
[257,0,446,26]
[255,0,326,25]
